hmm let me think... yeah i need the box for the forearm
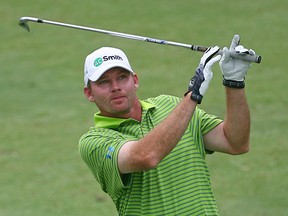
[119,93,197,173]
[223,88,250,153]
[140,93,196,164]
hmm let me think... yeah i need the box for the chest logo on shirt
[106,146,115,159]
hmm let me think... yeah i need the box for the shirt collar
[94,100,155,129]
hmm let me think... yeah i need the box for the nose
[111,79,121,92]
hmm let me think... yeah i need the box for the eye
[118,73,129,81]
[97,79,109,85]
[118,75,126,80]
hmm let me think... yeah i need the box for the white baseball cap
[84,47,134,86]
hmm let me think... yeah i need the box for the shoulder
[79,126,124,152]
[79,126,120,141]
[145,94,181,106]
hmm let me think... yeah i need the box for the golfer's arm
[204,88,250,154]
[118,93,196,174]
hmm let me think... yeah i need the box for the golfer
[79,35,252,215]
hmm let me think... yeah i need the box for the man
[79,35,253,215]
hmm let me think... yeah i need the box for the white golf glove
[219,35,254,88]
[187,46,221,103]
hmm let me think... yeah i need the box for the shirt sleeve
[193,107,223,155]
[79,127,132,197]
[197,107,223,135]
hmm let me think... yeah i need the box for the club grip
[191,45,261,64]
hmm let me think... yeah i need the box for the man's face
[84,67,139,118]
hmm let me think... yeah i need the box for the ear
[83,86,95,102]
[133,73,139,89]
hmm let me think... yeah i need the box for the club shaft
[19,17,261,63]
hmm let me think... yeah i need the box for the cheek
[126,83,137,95]
[93,96,109,111]
[90,90,107,105]
[92,93,106,104]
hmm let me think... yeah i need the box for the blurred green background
[1,0,287,215]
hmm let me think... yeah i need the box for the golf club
[19,16,261,63]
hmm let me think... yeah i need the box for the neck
[120,97,142,121]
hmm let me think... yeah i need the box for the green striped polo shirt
[79,94,222,215]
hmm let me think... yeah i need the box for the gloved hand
[219,35,255,88]
[186,46,221,103]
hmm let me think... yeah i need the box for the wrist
[223,79,245,89]
[184,91,203,104]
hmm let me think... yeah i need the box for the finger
[202,46,220,66]
[235,46,256,56]
[204,47,211,53]
[206,55,221,69]
[230,34,240,50]
[220,47,230,64]
[202,46,219,58]
[249,49,256,55]
[208,46,220,55]
[235,45,249,54]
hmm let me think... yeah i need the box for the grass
[1,0,288,215]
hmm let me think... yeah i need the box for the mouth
[110,95,126,102]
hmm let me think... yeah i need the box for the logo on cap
[93,55,124,68]
[94,57,103,67]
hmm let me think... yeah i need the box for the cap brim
[88,63,134,82]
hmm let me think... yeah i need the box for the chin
[111,107,131,116]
